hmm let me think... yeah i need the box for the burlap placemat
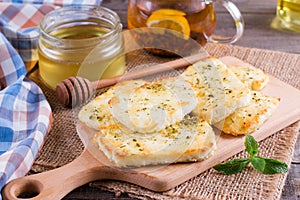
[29,43,300,200]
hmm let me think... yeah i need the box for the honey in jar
[38,6,125,89]
[273,0,300,32]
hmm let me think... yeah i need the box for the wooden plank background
[63,0,300,199]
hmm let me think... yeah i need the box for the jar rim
[39,5,122,43]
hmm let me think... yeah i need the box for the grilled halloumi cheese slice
[227,64,269,91]
[215,91,280,135]
[93,115,216,167]
[78,89,114,131]
[110,77,197,133]
[181,57,251,124]
[78,80,148,131]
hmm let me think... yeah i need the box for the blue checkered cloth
[0,32,52,200]
[0,1,102,199]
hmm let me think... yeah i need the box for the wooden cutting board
[2,56,300,200]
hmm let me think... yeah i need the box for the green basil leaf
[250,156,265,172]
[245,135,259,157]
[258,157,288,174]
[214,158,250,175]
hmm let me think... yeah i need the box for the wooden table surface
[63,0,300,199]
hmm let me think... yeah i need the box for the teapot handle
[206,0,244,44]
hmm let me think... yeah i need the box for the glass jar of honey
[38,5,125,90]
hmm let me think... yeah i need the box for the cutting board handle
[2,150,114,200]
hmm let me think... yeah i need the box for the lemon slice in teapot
[146,9,190,39]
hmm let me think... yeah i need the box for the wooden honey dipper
[56,52,208,107]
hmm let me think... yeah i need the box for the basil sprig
[214,135,288,175]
